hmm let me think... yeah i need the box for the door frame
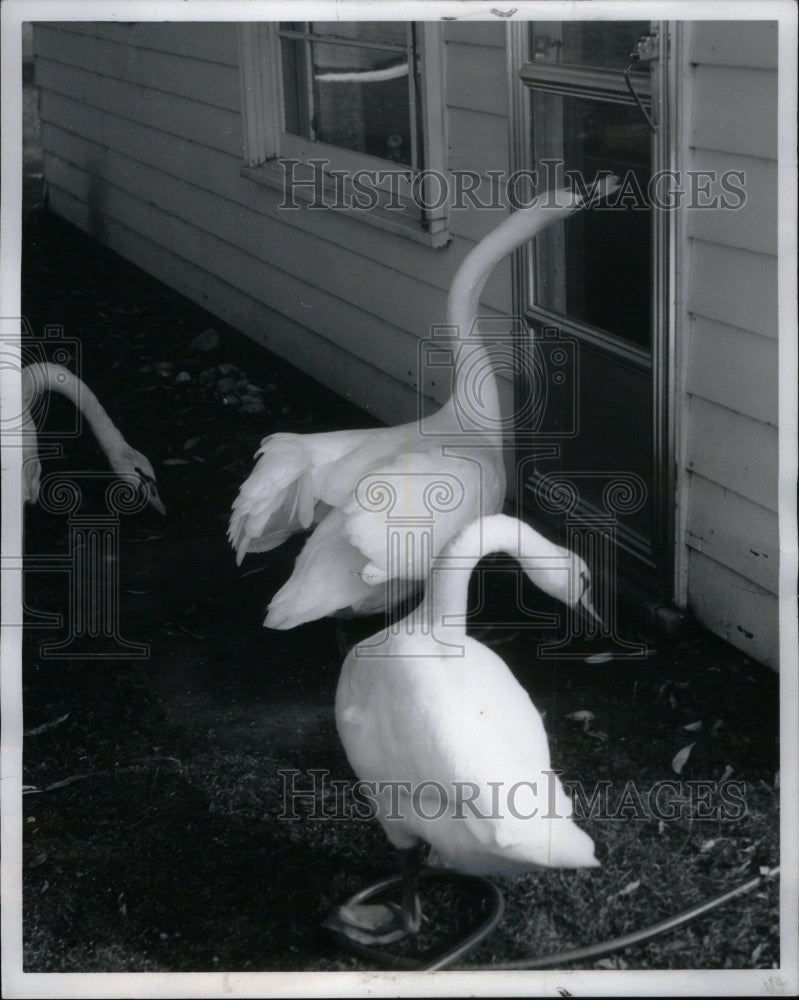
[507,18,679,603]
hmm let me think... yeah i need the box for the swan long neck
[416,513,576,638]
[22,363,127,460]
[440,189,589,434]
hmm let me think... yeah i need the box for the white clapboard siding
[690,65,778,160]
[56,21,241,65]
[442,20,507,47]
[43,152,451,395]
[685,473,778,593]
[686,150,777,256]
[34,23,241,111]
[39,91,453,295]
[687,240,777,340]
[689,20,778,70]
[686,316,778,427]
[446,41,509,116]
[443,26,512,250]
[685,395,777,514]
[687,550,779,668]
[46,182,426,424]
[447,106,510,173]
[681,20,779,668]
[36,22,520,421]
[35,56,243,156]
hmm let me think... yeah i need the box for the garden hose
[330,865,779,971]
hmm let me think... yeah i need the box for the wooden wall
[34,20,514,431]
[681,20,779,668]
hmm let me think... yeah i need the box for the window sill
[240,161,451,249]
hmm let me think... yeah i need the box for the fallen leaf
[719,764,734,783]
[700,839,716,852]
[566,710,596,731]
[162,458,190,466]
[671,742,694,774]
[585,651,613,664]
[44,773,95,792]
[24,711,70,737]
[586,730,609,741]
[683,720,703,732]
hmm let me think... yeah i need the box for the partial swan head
[111,445,166,515]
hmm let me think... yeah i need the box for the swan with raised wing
[229,179,618,628]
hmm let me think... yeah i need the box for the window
[522,20,654,352]
[238,21,447,244]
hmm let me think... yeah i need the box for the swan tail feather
[228,435,319,564]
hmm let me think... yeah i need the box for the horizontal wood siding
[690,65,777,160]
[687,550,779,668]
[35,21,519,439]
[689,21,778,70]
[681,22,780,668]
[34,23,241,111]
[686,241,777,340]
[685,474,778,593]
[685,316,778,427]
[687,150,777,256]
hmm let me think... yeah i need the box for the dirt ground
[16,208,780,974]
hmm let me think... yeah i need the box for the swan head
[22,454,42,505]
[574,560,602,627]
[110,445,166,515]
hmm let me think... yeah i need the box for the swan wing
[341,449,505,583]
[229,423,420,564]
[264,508,383,628]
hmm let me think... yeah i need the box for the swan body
[335,514,599,879]
[230,179,618,628]
[21,362,164,514]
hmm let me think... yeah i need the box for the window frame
[237,21,448,247]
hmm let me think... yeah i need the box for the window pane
[533,21,650,68]
[532,93,652,348]
[279,22,415,166]
[312,40,412,163]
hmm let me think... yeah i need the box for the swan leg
[323,849,423,945]
[398,846,422,933]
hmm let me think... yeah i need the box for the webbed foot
[323,901,418,945]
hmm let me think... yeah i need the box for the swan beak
[142,477,166,515]
[580,592,603,630]
[148,491,166,516]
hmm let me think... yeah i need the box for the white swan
[328,513,600,944]
[21,362,165,514]
[229,179,617,629]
